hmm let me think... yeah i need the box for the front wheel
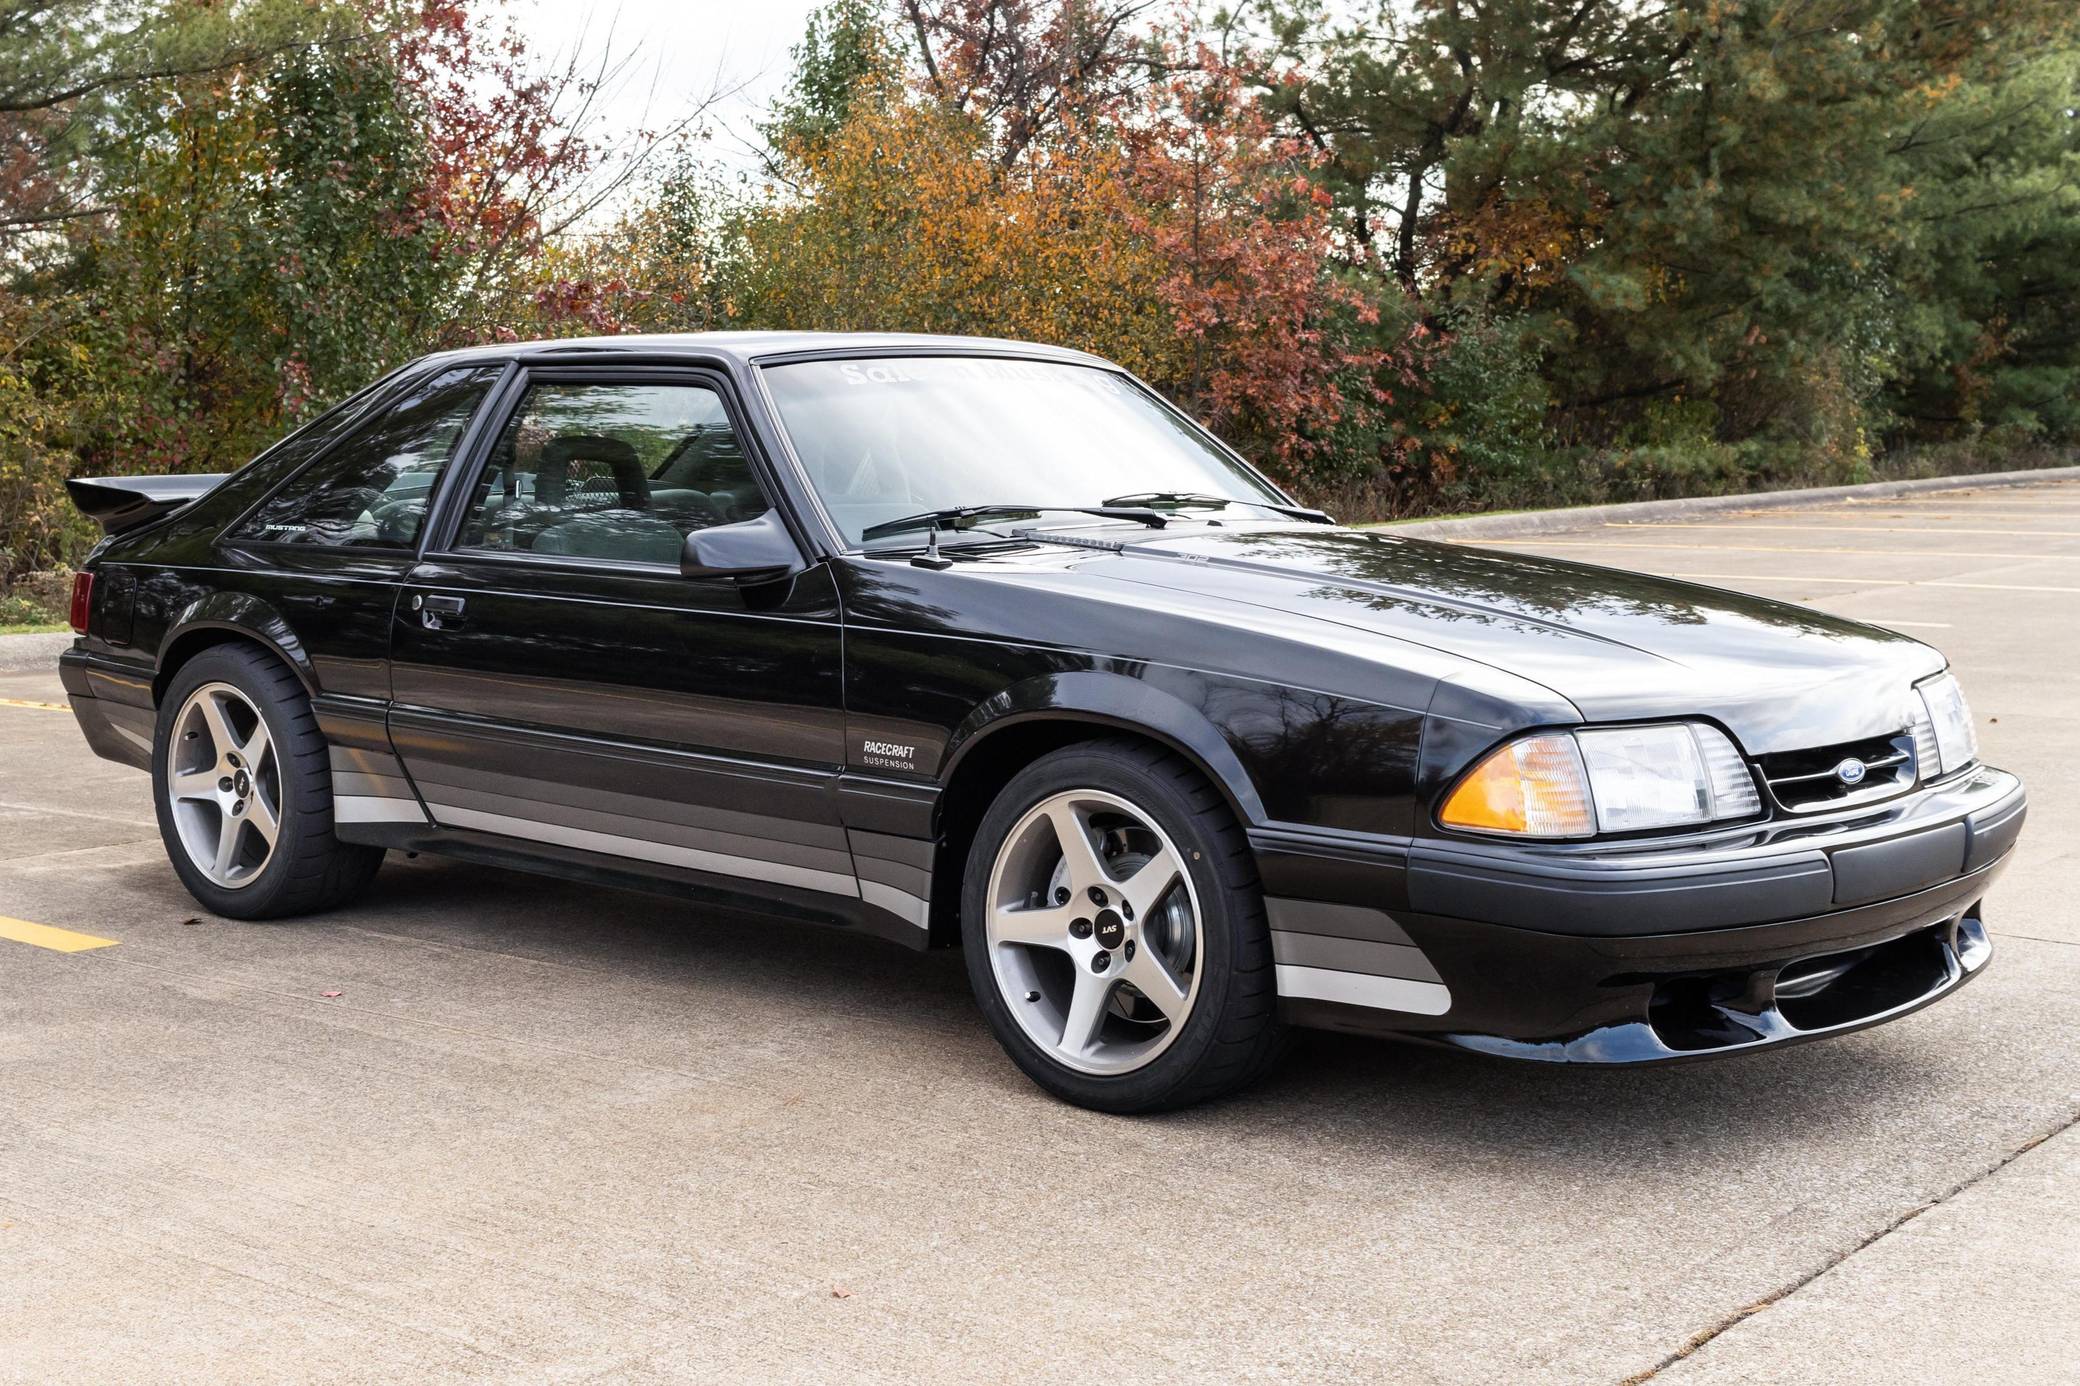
[962,738,1284,1112]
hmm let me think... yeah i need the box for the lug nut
[1121,902,1134,921]
[1087,885,1107,906]
[1124,940,1136,960]
[230,800,244,815]
[1069,918,1093,939]
[219,776,234,792]
[1053,886,1070,905]
[1090,952,1110,973]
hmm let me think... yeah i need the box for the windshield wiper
[861,504,1167,543]
[1102,491,1334,524]
[1102,490,1236,509]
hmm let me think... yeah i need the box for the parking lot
[3,479,2076,1385]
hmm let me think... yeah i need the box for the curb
[1362,464,2080,542]
[0,630,73,676]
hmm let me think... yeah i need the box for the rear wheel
[153,645,383,919]
[962,738,1284,1112]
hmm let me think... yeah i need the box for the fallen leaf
[181,917,202,927]
[830,1287,852,1300]
[321,990,343,999]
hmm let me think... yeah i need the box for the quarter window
[455,381,766,566]
[232,366,499,548]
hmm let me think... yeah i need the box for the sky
[509,0,829,168]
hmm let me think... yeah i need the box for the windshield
[760,356,1286,547]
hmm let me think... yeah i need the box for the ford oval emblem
[1834,757,1868,786]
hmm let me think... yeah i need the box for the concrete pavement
[2,481,2075,1383]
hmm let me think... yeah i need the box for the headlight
[1440,723,1761,838]
[1913,672,1977,778]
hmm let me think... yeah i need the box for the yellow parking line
[1660,572,2080,594]
[1479,539,2064,561]
[0,916,118,952]
[0,696,69,712]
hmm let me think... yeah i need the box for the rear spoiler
[66,473,229,535]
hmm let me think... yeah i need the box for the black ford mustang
[60,333,2026,1111]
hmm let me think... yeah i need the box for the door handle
[411,593,466,629]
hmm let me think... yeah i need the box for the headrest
[537,434,647,508]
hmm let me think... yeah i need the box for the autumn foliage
[7,0,2080,584]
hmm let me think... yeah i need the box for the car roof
[417,331,1116,372]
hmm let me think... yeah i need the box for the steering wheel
[365,494,423,543]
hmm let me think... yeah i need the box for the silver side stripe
[859,879,930,929]
[431,802,862,900]
[1275,964,1453,1016]
[334,795,430,825]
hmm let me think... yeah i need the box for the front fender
[939,668,1270,826]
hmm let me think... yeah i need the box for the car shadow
[320,854,1953,1169]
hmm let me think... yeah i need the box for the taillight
[68,571,94,634]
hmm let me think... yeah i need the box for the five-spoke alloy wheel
[166,682,282,889]
[985,789,1204,1076]
[152,644,384,920]
[963,737,1284,1112]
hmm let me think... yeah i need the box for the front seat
[537,434,649,509]
[527,432,682,563]
[532,510,686,565]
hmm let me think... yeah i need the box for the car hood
[1012,524,1944,754]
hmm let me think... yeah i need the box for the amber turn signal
[1439,733,1595,838]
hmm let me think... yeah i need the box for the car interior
[456,386,768,566]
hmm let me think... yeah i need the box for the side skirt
[343,820,933,952]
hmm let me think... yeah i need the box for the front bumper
[1258,766,2025,1063]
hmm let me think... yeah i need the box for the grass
[0,622,67,636]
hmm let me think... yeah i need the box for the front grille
[1756,731,1918,813]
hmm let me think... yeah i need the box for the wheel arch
[154,594,317,706]
[923,672,1266,946]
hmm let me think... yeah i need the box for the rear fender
[156,592,317,701]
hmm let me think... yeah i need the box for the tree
[1118,29,1390,474]
[1882,50,2080,440]
[732,92,1186,385]
[766,0,899,154]
[899,0,1168,165]
[701,5,1395,483]
[0,0,702,578]
[1,0,346,245]
[1252,0,2080,460]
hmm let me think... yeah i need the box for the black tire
[152,644,384,919]
[961,736,1285,1113]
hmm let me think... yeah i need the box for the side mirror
[681,510,806,584]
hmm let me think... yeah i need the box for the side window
[455,381,766,566]
[231,366,499,548]
[231,370,400,488]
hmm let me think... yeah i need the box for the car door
[384,366,857,912]
[213,363,506,824]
